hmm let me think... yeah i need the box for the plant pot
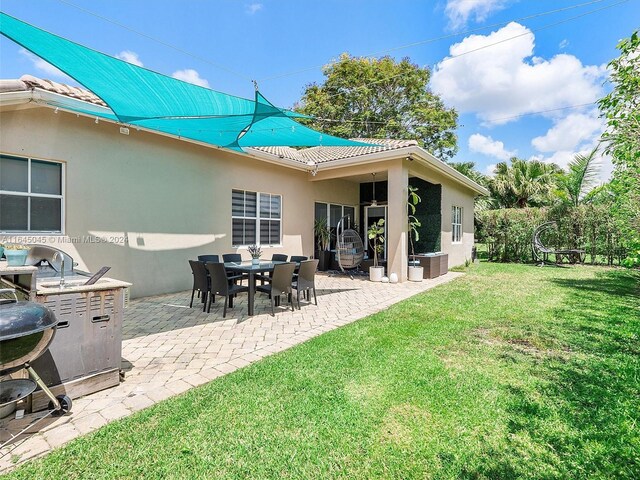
[5,250,28,266]
[317,250,331,271]
[369,266,384,282]
[408,266,424,282]
[251,258,260,265]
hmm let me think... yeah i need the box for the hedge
[476,205,629,265]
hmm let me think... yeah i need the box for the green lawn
[6,264,639,479]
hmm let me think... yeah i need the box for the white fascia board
[0,90,34,106]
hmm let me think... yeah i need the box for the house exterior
[0,76,488,298]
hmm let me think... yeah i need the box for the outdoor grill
[1,244,129,413]
[0,289,71,431]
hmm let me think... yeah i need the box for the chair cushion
[256,284,272,294]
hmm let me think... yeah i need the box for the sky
[1,0,638,180]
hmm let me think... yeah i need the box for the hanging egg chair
[336,215,364,274]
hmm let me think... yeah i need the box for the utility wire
[54,0,252,81]
[313,0,628,102]
[258,0,613,81]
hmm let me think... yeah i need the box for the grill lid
[0,301,58,341]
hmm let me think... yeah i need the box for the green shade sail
[0,12,370,151]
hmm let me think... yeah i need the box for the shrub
[476,206,630,265]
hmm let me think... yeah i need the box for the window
[314,202,357,250]
[452,206,463,243]
[232,189,281,246]
[0,154,64,233]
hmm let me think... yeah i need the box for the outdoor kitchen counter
[28,274,131,411]
[35,277,131,295]
[0,261,38,299]
[0,261,38,275]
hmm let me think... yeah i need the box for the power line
[54,0,253,82]
[313,0,628,102]
[485,102,598,123]
[258,0,612,82]
[309,101,598,129]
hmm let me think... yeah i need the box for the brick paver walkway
[0,272,461,472]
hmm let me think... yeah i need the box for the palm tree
[489,157,560,208]
[557,147,602,206]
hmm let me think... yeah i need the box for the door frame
[364,205,387,260]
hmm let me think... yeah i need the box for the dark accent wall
[358,178,441,253]
[409,177,441,253]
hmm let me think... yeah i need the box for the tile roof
[16,74,108,107]
[252,138,420,164]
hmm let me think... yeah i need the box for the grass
[5,263,639,479]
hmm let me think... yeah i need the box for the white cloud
[245,3,263,14]
[531,111,604,152]
[469,133,516,160]
[530,109,612,182]
[116,50,144,67]
[171,69,210,88]
[19,48,70,80]
[431,22,606,124]
[559,39,569,50]
[445,0,508,29]
[484,163,497,176]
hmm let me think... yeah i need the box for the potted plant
[367,219,385,281]
[314,218,332,271]
[4,244,30,266]
[247,244,262,265]
[407,185,424,282]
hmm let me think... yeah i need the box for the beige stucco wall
[0,106,358,297]
[311,157,480,272]
[408,162,477,269]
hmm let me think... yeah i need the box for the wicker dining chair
[256,262,296,316]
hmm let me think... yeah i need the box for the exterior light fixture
[94,117,99,124]
[306,160,318,176]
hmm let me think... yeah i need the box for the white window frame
[452,205,463,244]
[232,189,282,247]
[314,202,357,229]
[0,154,65,234]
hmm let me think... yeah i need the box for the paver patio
[0,271,461,472]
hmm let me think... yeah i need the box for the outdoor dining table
[223,260,297,316]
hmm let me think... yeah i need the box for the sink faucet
[52,252,65,287]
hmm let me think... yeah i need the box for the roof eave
[407,146,490,196]
[304,145,489,196]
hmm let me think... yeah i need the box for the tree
[489,158,560,208]
[556,147,602,207]
[598,30,640,240]
[295,54,459,160]
[448,161,489,187]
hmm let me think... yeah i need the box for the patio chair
[205,262,249,317]
[189,260,210,312]
[258,253,289,285]
[290,255,308,263]
[222,253,248,285]
[222,253,242,263]
[292,259,319,309]
[256,262,296,316]
[198,254,220,263]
